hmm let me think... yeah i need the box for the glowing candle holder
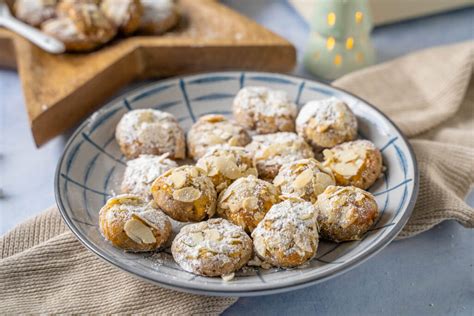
[304,0,376,80]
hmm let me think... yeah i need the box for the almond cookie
[252,199,319,268]
[316,185,379,242]
[233,86,298,134]
[100,0,142,35]
[274,158,335,203]
[296,97,357,151]
[121,154,178,200]
[187,114,251,160]
[99,194,172,252]
[139,0,179,34]
[14,0,57,27]
[217,175,280,233]
[323,140,383,190]
[115,109,185,160]
[245,132,314,181]
[44,2,117,52]
[171,218,253,277]
[151,165,217,222]
[196,145,257,192]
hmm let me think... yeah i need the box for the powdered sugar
[296,97,357,130]
[122,154,178,200]
[234,86,297,117]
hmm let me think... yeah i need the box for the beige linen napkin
[1,41,473,313]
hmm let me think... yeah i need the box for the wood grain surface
[0,0,296,146]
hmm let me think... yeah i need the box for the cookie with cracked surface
[151,165,217,222]
[99,194,172,252]
[115,109,186,160]
[316,185,379,242]
[171,218,253,277]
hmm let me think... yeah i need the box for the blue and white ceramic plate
[55,71,418,296]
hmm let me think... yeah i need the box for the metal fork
[0,2,65,54]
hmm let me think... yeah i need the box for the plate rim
[54,71,419,296]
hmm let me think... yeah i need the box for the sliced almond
[293,169,313,189]
[132,212,162,231]
[227,136,240,146]
[124,218,156,244]
[219,186,234,202]
[273,174,285,186]
[315,172,335,187]
[220,159,241,180]
[242,197,259,212]
[202,114,225,123]
[254,237,267,256]
[322,149,334,160]
[205,134,224,145]
[336,150,359,162]
[333,162,359,177]
[205,229,222,241]
[187,232,204,247]
[316,124,329,133]
[173,187,202,202]
[221,272,235,282]
[298,211,314,221]
[245,167,258,177]
[169,171,187,188]
[189,167,199,178]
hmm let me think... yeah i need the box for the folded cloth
[1,41,473,314]
[333,41,474,238]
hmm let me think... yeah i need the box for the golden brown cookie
[322,140,383,190]
[316,185,379,242]
[296,97,358,151]
[151,165,217,222]
[196,145,257,192]
[171,218,253,277]
[115,109,186,160]
[245,132,314,181]
[139,0,179,35]
[217,175,280,233]
[43,2,116,52]
[274,158,335,203]
[233,86,298,134]
[100,0,142,35]
[252,199,319,268]
[99,194,172,252]
[187,114,251,160]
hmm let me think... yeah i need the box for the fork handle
[0,16,65,54]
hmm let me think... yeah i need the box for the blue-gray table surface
[0,1,472,315]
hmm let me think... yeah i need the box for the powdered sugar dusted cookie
[14,0,57,27]
[101,0,142,35]
[274,158,335,203]
[252,199,319,268]
[121,154,178,200]
[151,165,217,222]
[323,140,383,190]
[99,194,171,252]
[245,132,314,181]
[296,97,357,150]
[187,114,251,160]
[44,2,116,52]
[233,86,298,134]
[316,186,379,242]
[115,109,185,160]
[171,218,253,277]
[139,0,179,34]
[196,145,257,192]
[217,175,280,233]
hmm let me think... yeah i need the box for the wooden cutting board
[0,0,296,146]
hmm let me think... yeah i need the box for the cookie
[99,194,172,252]
[171,218,253,277]
[245,132,314,181]
[100,0,142,35]
[187,114,251,160]
[252,199,319,268]
[316,185,379,242]
[273,158,335,203]
[296,97,357,151]
[115,109,186,160]
[151,165,217,222]
[14,0,57,27]
[139,0,179,34]
[233,86,298,134]
[217,175,280,233]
